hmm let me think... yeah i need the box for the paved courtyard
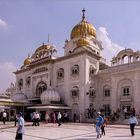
[0,122,140,140]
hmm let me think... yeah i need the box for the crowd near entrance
[0,103,137,124]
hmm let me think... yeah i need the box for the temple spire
[82,8,86,20]
[47,34,50,44]
[28,53,30,58]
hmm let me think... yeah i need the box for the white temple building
[12,9,140,122]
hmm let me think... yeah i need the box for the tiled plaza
[0,122,140,140]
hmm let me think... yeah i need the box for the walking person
[52,112,56,123]
[132,108,136,116]
[101,117,107,136]
[73,113,77,122]
[14,114,18,127]
[35,112,40,126]
[15,112,25,140]
[2,111,7,125]
[32,112,36,126]
[95,112,104,139]
[57,112,62,126]
[123,107,127,119]
[45,112,50,124]
[128,114,138,136]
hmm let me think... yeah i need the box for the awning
[0,106,10,109]
[0,99,26,106]
[27,98,40,101]
[27,105,72,110]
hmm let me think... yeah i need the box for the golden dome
[70,9,96,39]
[24,57,31,66]
[77,38,90,47]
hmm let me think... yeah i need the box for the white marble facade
[13,10,140,121]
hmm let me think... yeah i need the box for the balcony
[120,95,132,102]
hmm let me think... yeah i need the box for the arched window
[36,81,47,97]
[71,65,79,76]
[26,76,31,86]
[123,55,129,64]
[57,68,64,80]
[89,87,96,97]
[103,85,111,97]
[89,65,96,76]
[136,56,140,61]
[130,55,133,63]
[121,86,130,96]
[18,79,23,90]
[71,86,79,97]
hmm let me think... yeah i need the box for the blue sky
[0,0,140,92]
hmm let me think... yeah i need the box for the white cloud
[0,62,17,93]
[97,27,124,65]
[0,18,8,28]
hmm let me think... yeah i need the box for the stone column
[110,77,118,113]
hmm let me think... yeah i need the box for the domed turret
[40,88,60,104]
[24,56,31,66]
[70,9,96,39]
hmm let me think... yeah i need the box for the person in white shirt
[15,112,25,140]
[123,107,127,119]
[128,114,138,136]
[35,112,40,126]
[57,112,62,126]
[2,111,7,125]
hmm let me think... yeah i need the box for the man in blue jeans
[95,112,104,139]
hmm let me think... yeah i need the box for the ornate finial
[28,53,30,58]
[48,34,50,44]
[82,8,86,20]
[42,42,45,46]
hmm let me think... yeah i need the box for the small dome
[77,38,90,47]
[70,9,96,39]
[35,43,56,54]
[11,93,28,102]
[40,89,60,104]
[24,57,31,66]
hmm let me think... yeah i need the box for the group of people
[31,112,40,126]
[14,111,62,140]
[30,111,63,127]
[123,107,136,119]
[95,111,138,139]
[95,112,106,139]
[47,111,69,123]
[45,111,63,126]
[0,109,139,140]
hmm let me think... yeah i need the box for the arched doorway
[117,79,133,117]
[36,81,47,97]
[72,103,79,122]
